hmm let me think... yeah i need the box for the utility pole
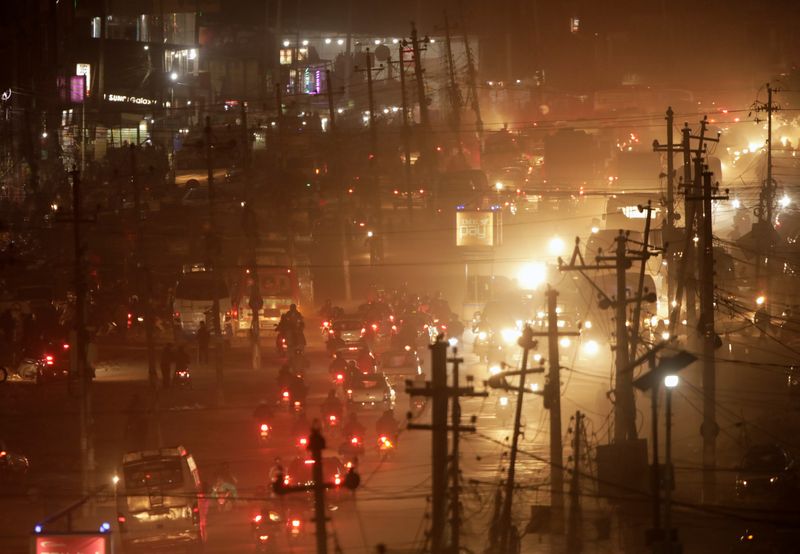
[528,287,580,534]
[325,70,352,302]
[450,349,463,554]
[442,11,462,144]
[614,233,634,441]
[653,108,675,302]
[681,123,697,328]
[690,168,727,503]
[240,100,250,169]
[409,22,432,171]
[204,117,224,401]
[753,84,779,309]
[629,202,656,358]
[407,338,486,553]
[396,45,414,217]
[274,83,284,169]
[567,410,584,554]
[70,169,95,507]
[363,48,378,164]
[458,0,483,157]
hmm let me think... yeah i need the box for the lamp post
[664,373,679,551]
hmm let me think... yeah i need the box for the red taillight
[351,436,359,445]
[323,321,330,328]
[336,373,344,381]
[282,391,289,398]
[360,328,366,335]
[299,437,308,446]
[371,323,378,331]
[174,311,180,319]
[334,474,342,485]
[62,343,69,350]
[232,307,239,319]
[260,423,269,432]
[45,355,54,366]
[254,514,263,523]
[283,475,290,485]
[329,414,337,422]
[328,329,334,335]
[291,519,301,528]
[117,515,126,524]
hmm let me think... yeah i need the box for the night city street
[1,1,800,553]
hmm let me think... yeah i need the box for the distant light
[383,107,389,114]
[664,375,679,388]
[41,131,48,139]
[430,38,436,43]
[170,72,178,81]
[337,39,345,45]
[448,337,458,347]
[780,194,791,208]
[302,39,309,46]
[112,475,120,485]
[661,331,670,341]
[533,353,543,363]
[548,236,566,256]
[186,100,192,105]
[591,226,599,234]
[732,198,741,209]
[143,45,149,51]
[582,340,599,356]
[517,262,546,290]
[748,141,762,152]
[392,38,399,44]
[515,79,521,84]
[559,337,572,348]
[325,38,332,44]
[529,383,539,392]
[283,40,291,47]
[101,522,111,532]
[367,230,374,238]
[495,181,504,191]
[489,365,501,376]
[374,39,381,45]
[756,295,765,306]
[337,108,344,114]
[188,48,197,60]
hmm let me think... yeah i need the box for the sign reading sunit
[34,533,108,554]
[456,211,501,247]
[104,93,157,106]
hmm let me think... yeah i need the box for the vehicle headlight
[559,337,572,348]
[769,476,778,484]
[583,320,592,330]
[582,340,599,356]
[498,396,509,407]
[489,365,502,376]
[500,328,521,345]
[478,331,488,341]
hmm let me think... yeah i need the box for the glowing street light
[548,236,566,257]
[780,194,791,208]
[664,374,679,388]
[170,72,178,81]
[517,262,546,290]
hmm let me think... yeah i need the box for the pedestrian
[160,343,174,389]
[196,321,210,365]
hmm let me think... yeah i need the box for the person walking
[196,321,210,365]
[160,343,174,389]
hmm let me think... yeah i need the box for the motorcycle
[377,434,396,455]
[173,367,192,388]
[338,434,365,462]
[257,422,271,443]
[322,412,341,434]
[211,480,237,512]
[252,511,281,553]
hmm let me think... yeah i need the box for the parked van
[116,446,207,553]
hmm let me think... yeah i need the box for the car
[377,348,423,379]
[0,440,30,489]
[346,372,396,410]
[285,455,346,490]
[735,444,798,503]
[329,318,365,346]
[7,340,71,385]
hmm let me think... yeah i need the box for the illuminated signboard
[76,63,91,96]
[70,75,85,103]
[620,206,661,219]
[456,211,496,247]
[34,533,109,554]
[105,94,157,106]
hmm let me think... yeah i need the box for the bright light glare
[583,320,592,329]
[500,328,521,345]
[517,262,546,290]
[448,337,458,347]
[489,365,501,376]
[756,295,765,306]
[499,396,509,407]
[748,141,762,152]
[495,181,504,191]
[661,331,670,341]
[591,226,599,234]
[529,383,539,392]
[582,340,599,356]
[780,195,791,208]
[533,353,543,363]
[732,198,741,209]
[548,236,566,257]
[478,331,487,341]
[664,374,679,388]
[559,337,572,348]
[112,475,120,485]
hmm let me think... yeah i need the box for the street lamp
[663,373,678,552]
[170,72,178,81]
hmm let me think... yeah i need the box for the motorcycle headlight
[478,331,487,341]
[582,340,599,356]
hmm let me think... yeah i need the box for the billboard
[456,210,498,247]
[34,533,109,554]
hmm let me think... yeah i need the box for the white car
[347,372,396,410]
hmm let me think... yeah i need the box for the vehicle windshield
[353,376,384,390]
[175,274,228,301]
[260,272,294,297]
[742,448,787,472]
[124,459,184,491]
[334,320,362,331]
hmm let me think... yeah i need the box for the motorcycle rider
[278,304,306,350]
[357,345,376,373]
[287,371,308,407]
[376,408,400,438]
[321,389,343,419]
[343,412,366,439]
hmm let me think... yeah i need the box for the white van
[116,446,207,553]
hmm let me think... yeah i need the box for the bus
[231,265,301,336]
[116,446,207,553]
[173,265,231,335]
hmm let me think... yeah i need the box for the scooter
[257,422,271,443]
[173,366,192,388]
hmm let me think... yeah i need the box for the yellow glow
[517,262,546,290]
[548,236,566,257]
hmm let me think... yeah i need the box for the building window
[280,48,292,65]
[165,49,199,77]
[570,16,580,34]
